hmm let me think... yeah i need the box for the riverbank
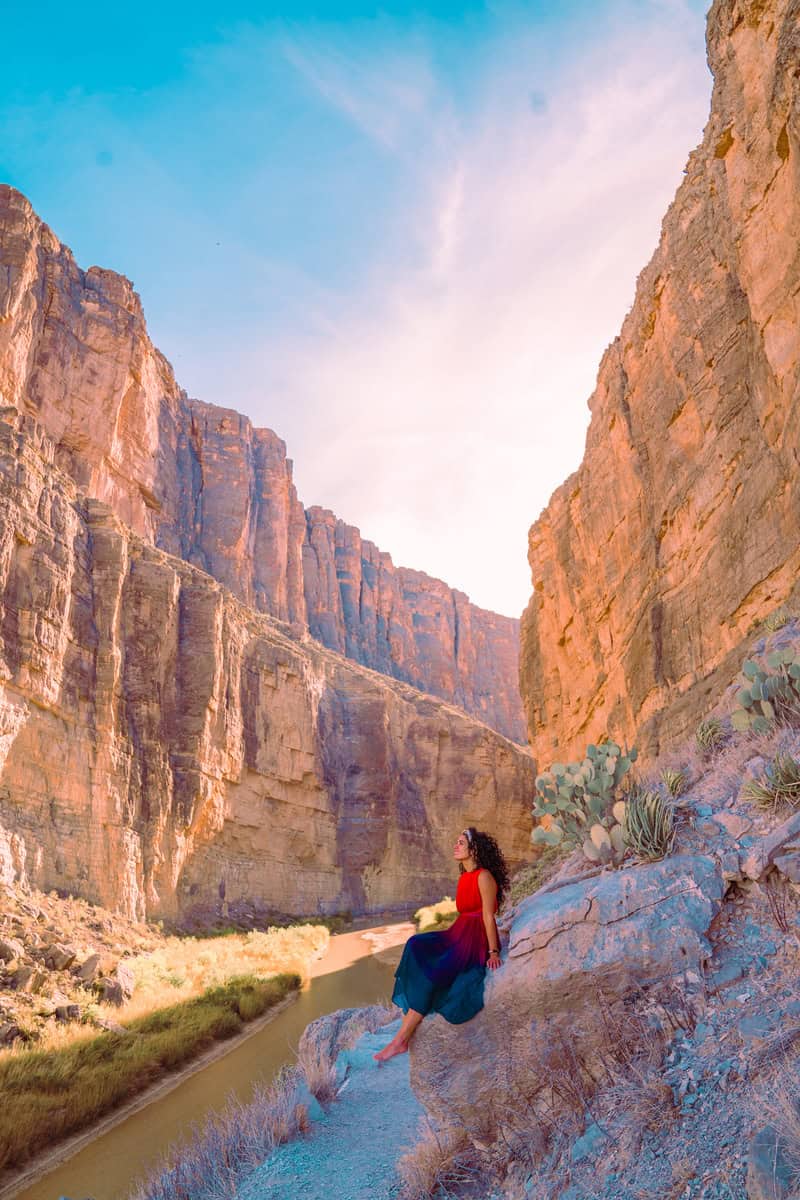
[0,989,299,1200]
[2,921,413,1200]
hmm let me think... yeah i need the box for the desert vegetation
[413,898,458,933]
[120,924,330,1022]
[0,973,300,1173]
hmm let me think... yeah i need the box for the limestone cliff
[521,0,800,763]
[0,408,535,923]
[0,183,525,743]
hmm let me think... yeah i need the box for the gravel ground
[238,1020,423,1200]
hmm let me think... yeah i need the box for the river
[8,923,410,1200]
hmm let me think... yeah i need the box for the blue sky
[1,0,712,616]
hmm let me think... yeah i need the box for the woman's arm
[477,870,501,970]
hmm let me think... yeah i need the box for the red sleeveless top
[455,867,497,914]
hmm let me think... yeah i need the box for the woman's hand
[486,949,502,971]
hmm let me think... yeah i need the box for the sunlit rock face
[521,0,800,764]
[0,408,535,922]
[0,181,525,743]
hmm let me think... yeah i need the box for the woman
[374,826,509,1063]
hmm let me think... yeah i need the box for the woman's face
[453,832,472,861]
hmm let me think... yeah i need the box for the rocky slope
[408,632,800,1198]
[0,184,524,743]
[520,0,800,763]
[0,880,160,1045]
[0,406,534,924]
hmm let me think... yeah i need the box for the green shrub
[624,788,675,860]
[732,651,800,734]
[414,898,458,932]
[742,754,800,810]
[531,741,638,867]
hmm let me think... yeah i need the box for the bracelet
[488,948,500,955]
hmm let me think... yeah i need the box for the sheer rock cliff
[520,0,800,763]
[0,183,525,743]
[0,408,535,922]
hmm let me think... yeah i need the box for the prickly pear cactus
[531,742,636,867]
[732,650,800,733]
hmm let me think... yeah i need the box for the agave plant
[624,788,675,861]
[661,768,687,798]
[741,754,800,810]
[696,718,726,756]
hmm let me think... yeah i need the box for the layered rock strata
[0,183,524,742]
[521,0,800,762]
[0,408,534,923]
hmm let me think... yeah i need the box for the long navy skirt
[392,911,488,1025]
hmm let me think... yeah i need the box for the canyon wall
[0,408,535,923]
[521,0,800,764]
[0,183,525,743]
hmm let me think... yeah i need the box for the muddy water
[11,924,410,1200]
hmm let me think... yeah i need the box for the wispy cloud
[280,30,440,155]
[233,3,712,615]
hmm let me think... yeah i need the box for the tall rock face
[0,408,535,922]
[0,182,525,743]
[521,0,800,763]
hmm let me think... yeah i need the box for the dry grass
[119,924,329,1021]
[129,1063,310,1200]
[507,845,570,907]
[414,898,458,933]
[397,1122,476,1200]
[750,1052,800,1192]
[296,1038,339,1105]
[0,973,299,1172]
[395,985,680,1198]
[688,725,785,802]
[762,873,800,936]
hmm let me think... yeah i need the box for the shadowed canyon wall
[521,0,800,764]
[0,408,535,922]
[0,186,524,742]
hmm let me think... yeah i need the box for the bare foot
[373,1036,409,1063]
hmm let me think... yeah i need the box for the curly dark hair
[460,827,510,906]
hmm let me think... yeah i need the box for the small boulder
[45,943,78,971]
[10,965,43,993]
[0,936,25,963]
[55,1002,81,1022]
[774,852,800,884]
[74,953,102,984]
[96,963,135,1006]
[713,811,753,841]
[115,962,135,1000]
[0,1021,25,1045]
[741,813,800,881]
